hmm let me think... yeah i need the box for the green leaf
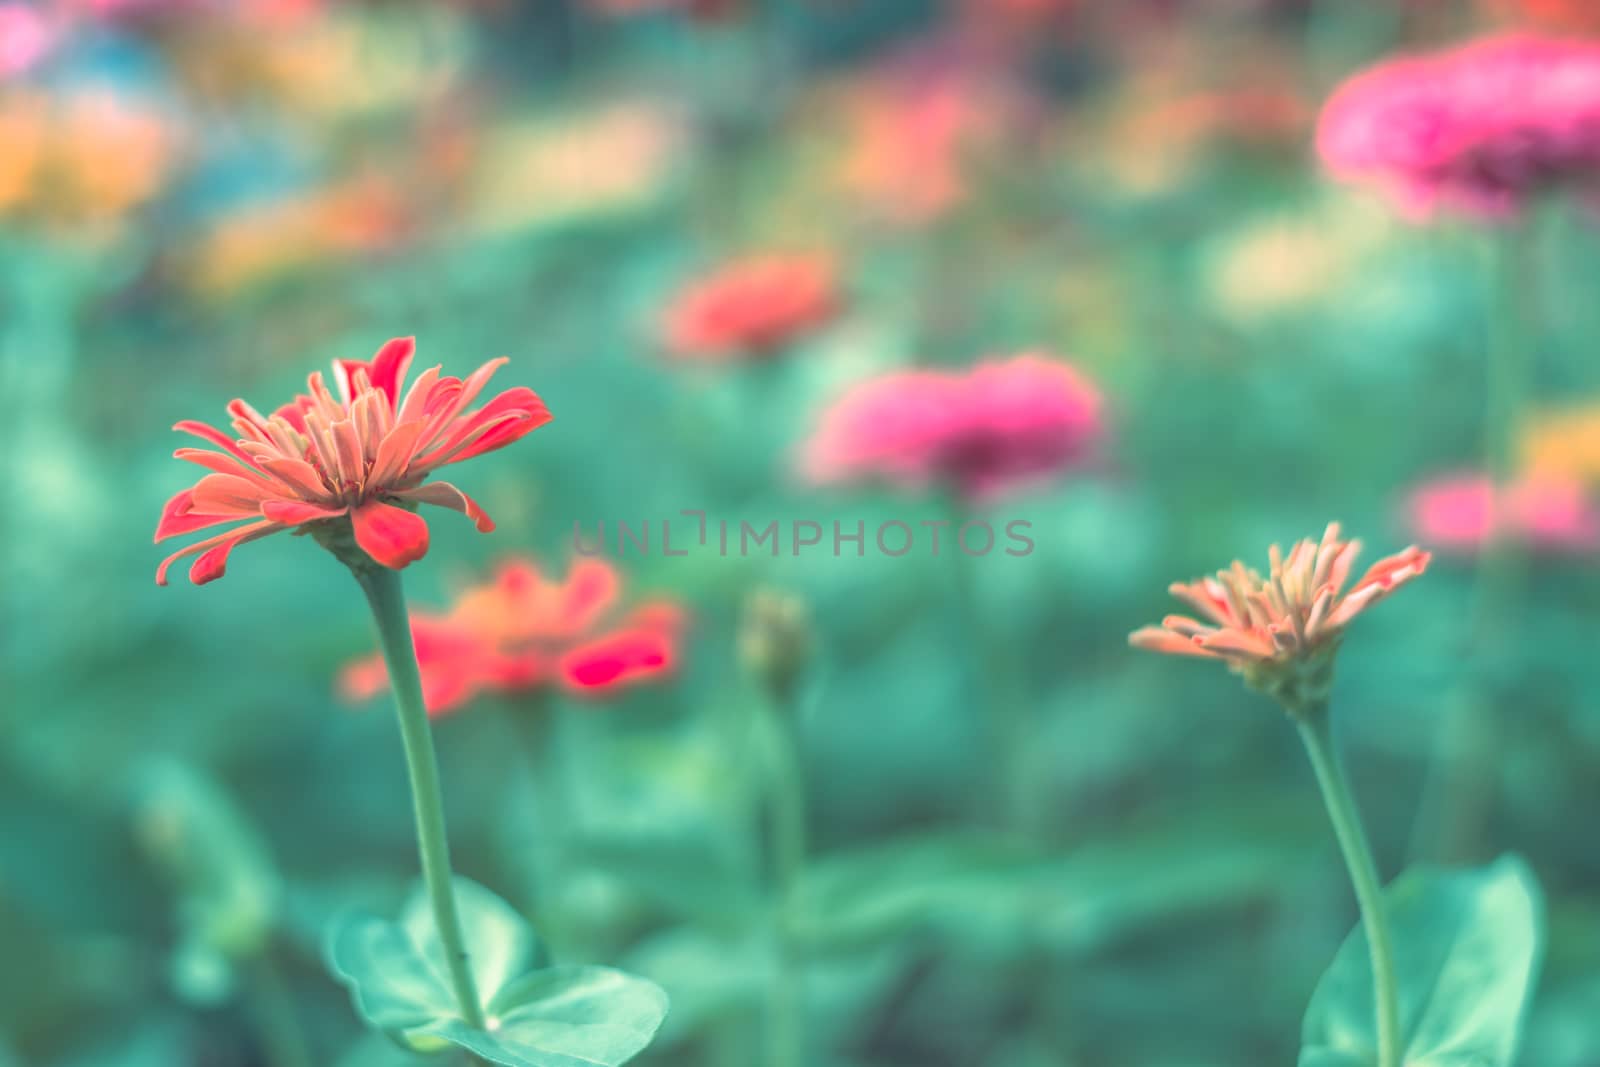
[327,878,536,1038]
[1300,855,1544,1067]
[326,880,665,1065]
[417,967,669,1067]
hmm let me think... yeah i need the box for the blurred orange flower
[662,254,839,360]
[1485,0,1600,34]
[824,56,1030,227]
[185,175,415,296]
[1522,406,1600,484]
[1130,524,1429,711]
[0,86,180,232]
[340,556,687,716]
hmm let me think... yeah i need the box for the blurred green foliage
[2,1,1599,1066]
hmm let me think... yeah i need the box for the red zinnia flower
[155,337,551,585]
[800,353,1103,500]
[339,556,686,716]
[1317,34,1600,217]
[662,254,839,360]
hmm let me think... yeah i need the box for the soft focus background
[4,1,1600,1065]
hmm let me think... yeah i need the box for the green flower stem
[949,496,1031,835]
[1411,213,1542,862]
[1296,710,1400,1067]
[501,698,574,963]
[355,565,486,1031]
[250,953,313,1067]
[757,688,808,1067]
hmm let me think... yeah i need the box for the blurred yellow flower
[465,101,686,236]
[1205,194,1392,322]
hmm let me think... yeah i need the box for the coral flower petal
[1128,626,1218,658]
[157,520,282,586]
[335,336,416,407]
[173,448,280,485]
[172,420,266,472]
[154,488,241,543]
[368,419,428,487]
[350,499,431,570]
[191,473,278,515]
[391,481,495,532]
[261,500,350,525]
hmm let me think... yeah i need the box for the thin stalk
[355,566,486,1030]
[250,953,313,1067]
[1410,212,1540,861]
[949,496,1031,835]
[500,698,572,963]
[1297,711,1401,1067]
[757,689,807,1067]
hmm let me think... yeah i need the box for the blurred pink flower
[1130,524,1430,711]
[1405,472,1600,552]
[1317,35,1600,217]
[582,0,740,19]
[0,5,57,79]
[801,354,1102,500]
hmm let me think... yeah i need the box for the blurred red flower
[155,338,550,585]
[1405,472,1600,553]
[1317,34,1600,217]
[1486,0,1600,34]
[662,254,839,360]
[340,556,686,716]
[800,353,1103,500]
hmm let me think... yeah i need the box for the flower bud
[739,588,813,705]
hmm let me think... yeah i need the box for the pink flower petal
[559,628,677,693]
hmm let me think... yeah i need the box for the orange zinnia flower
[155,337,551,586]
[340,556,686,716]
[662,254,839,360]
[1130,524,1430,711]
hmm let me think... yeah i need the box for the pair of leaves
[1301,855,1544,1067]
[327,878,667,1067]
